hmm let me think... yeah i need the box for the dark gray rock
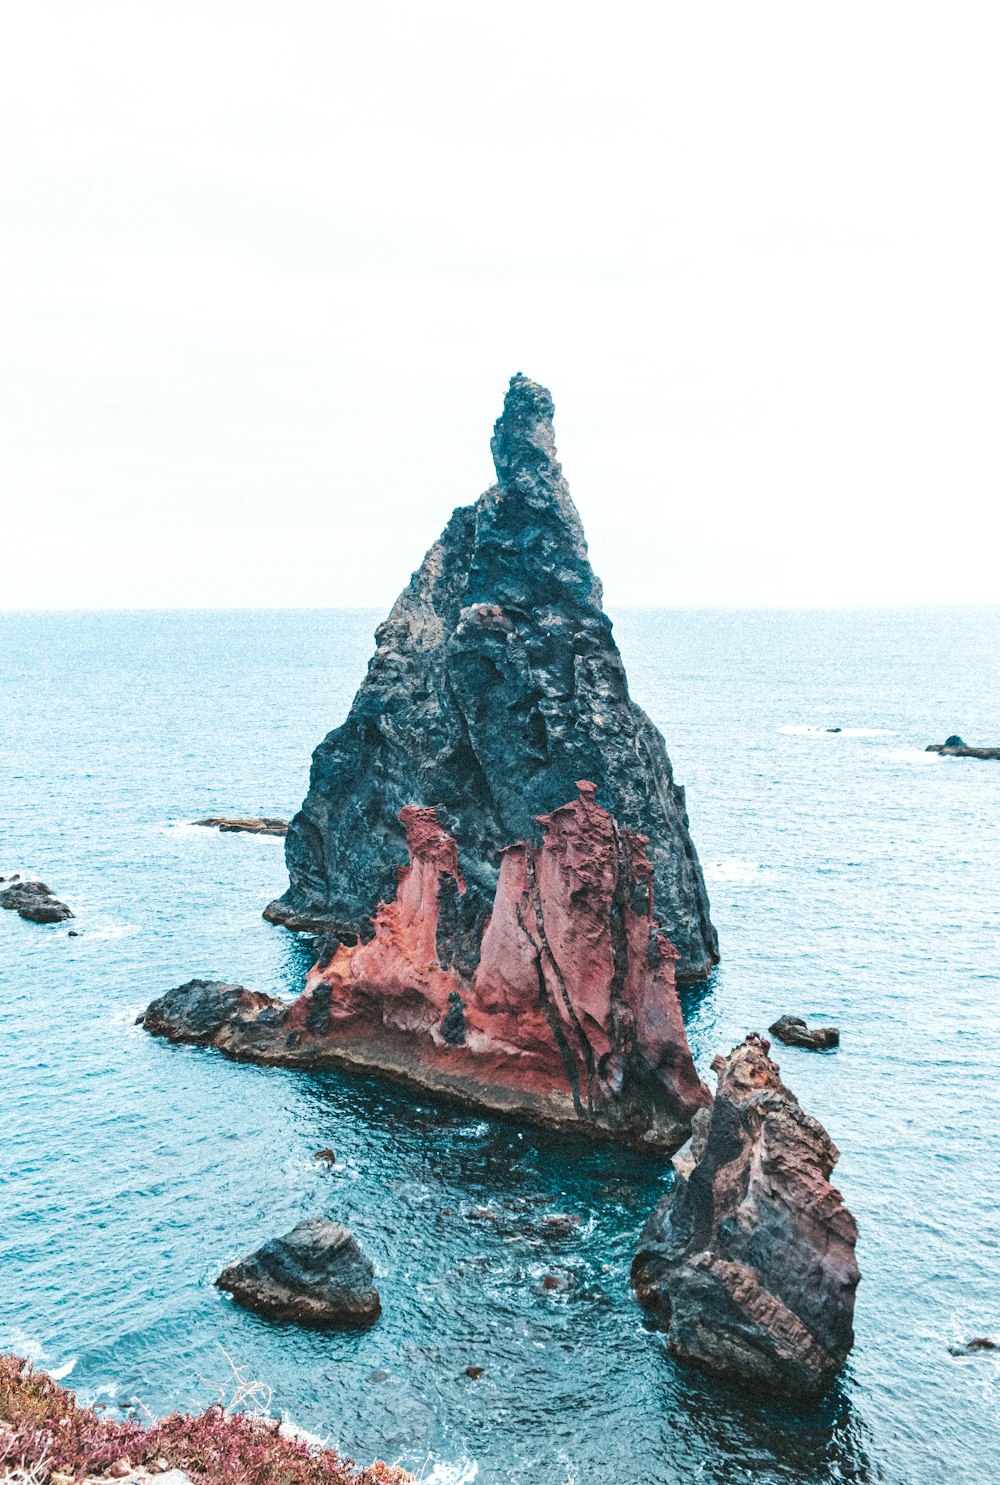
[140,979,273,1044]
[216,1218,380,1327]
[0,880,73,923]
[768,1014,840,1050]
[944,735,966,748]
[631,1034,860,1398]
[265,374,718,982]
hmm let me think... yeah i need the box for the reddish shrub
[0,1356,409,1485]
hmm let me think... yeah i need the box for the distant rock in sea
[926,739,1000,760]
[194,816,288,835]
[769,1014,840,1050]
[216,1218,380,1328]
[265,372,717,985]
[0,877,73,924]
[631,1033,859,1398]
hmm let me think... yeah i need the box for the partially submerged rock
[143,783,710,1151]
[768,1014,840,1050]
[948,1336,998,1356]
[265,374,717,984]
[0,878,73,923]
[926,739,1000,760]
[631,1034,859,1398]
[216,1218,380,1328]
[194,817,288,835]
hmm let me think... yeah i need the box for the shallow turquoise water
[1,607,998,1484]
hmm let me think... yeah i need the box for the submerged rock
[194,816,288,835]
[631,1034,859,1398]
[216,1218,380,1328]
[0,879,73,923]
[265,373,717,985]
[768,1014,840,1050]
[143,783,710,1150]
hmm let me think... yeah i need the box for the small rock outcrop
[769,1014,840,1050]
[265,373,717,984]
[143,784,709,1150]
[631,1034,859,1398]
[194,817,288,835]
[0,878,73,924]
[926,740,1000,760]
[215,1218,380,1328]
[948,1336,998,1356]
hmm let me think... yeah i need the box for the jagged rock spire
[266,375,718,982]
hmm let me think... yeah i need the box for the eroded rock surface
[265,374,717,984]
[631,1034,859,1397]
[143,784,710,1150]
[216,1219,380,1328]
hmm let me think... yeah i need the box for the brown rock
[631,1034,860,1398]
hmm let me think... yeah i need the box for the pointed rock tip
[491,372,559,487]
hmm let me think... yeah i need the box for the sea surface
[1,607,998,1485]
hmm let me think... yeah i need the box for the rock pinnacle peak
[490,373,560,491]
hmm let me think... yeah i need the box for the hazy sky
[3,3,998,609]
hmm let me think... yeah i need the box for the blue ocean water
[1,607,998,1485]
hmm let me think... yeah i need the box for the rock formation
[194,817,288,835]
[926,740,1000,760]
[143,782,710,1150]
[265,373,717,984]
[216,1219,380,1328]
[0,877,73,923]
[768,1014,840,1050]
[631,1034,859,1398]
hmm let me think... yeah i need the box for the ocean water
[1,607,998,1485]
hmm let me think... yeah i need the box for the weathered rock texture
[631,1034,859,1397]
[216,1219,380,1328]
[0,878,73,924]
[265,373,717,984]
[143,784,709,1149]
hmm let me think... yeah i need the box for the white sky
[2,2,998,609]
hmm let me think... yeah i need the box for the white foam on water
[44,1358,77,1381]
[777,724,891,737]
[888,748,940,764]
[419,1460,479,1485]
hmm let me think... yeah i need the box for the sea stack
[144,375,718,1150]
[631,1034,860,1397]
[266,373,717,983]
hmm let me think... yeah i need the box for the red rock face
[280,782,709,1147]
